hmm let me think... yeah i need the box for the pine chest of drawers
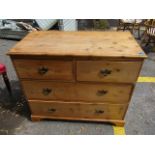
[8,31,147,126]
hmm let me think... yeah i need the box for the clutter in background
[0,19,36,40]
[0,19,78,40]
[59,19,78,31]
[0,19,59,40]
[35,19,58,30]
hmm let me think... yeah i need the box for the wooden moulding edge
[31,115,125,127]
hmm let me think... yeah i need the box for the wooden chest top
[8,31,146,59]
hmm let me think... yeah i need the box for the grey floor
[0,38,155,135]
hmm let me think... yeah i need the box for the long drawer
[13,59,74,81]
[77,60,142,83]
[29,100,127,120]
[22,81,133,103]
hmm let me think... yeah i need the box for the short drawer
[77,60,142,83]
[13,59,73,81]
[22,81,133,103]
[29,100,127,120]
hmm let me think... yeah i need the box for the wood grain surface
[77,60,143,83]
[8,31,147,59]
[29,100,127,120]
[13,59,74,80]
[21,80,133,103]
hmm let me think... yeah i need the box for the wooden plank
[10,55,145,61]
[8,31,147,59]
[31,115,125,126]
[77,60,143,83]
[21,80,133,103]
[29,100,127,120]
[12,59,74,81]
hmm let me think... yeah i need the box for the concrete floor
[0,37,155,135]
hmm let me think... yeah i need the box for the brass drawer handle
[97,90,108,96]
[42,88,52,95]
[100,69,111,76]
[38,66,48,75]
[48,108,56,113]
[95,109,104,114]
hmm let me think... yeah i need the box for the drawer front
[29,100,127,120]
[77,60,142,83]
[13,59,73,81]
[22,81,132,103]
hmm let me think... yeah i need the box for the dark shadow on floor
[0,80,30,117]
[0,80,30,134]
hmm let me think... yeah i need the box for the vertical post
[2,72,12,95]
